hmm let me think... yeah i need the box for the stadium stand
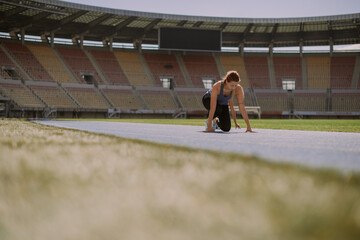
[293,90,328,112]
[0,45,25,80]
[89,50,130,85]
[219,56,250,88]
[26,45,75,84]
[1,40,359,118]
[307,56,331,89]
[143,53,187,88]
[0,79,45,108]
[99,85,142,110]
[244,56,271,89]
[273,56,303,89]
[136,87,177,110]
[61,83,109,109]
[330,56,356,89]
[56,47,104,85]
[174,88,206,111]
[114,52,152,86]
[332,90,360,112]
[26,81,77,109]
[254,89,288,113]
[181,55,220,88]
[3,42,53,82]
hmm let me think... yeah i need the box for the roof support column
[267,54,276,89]
[269,42,274,58]
[239,42,244,57]
[21,28,25,45]
[329,37,334,57]
[80,35,84,49]
[302,56,308,89]
[299,39,303,58]
[9,30,19,41]
[50,32,54,48]
[133,39,142,52]
[299,23,304,58]
[109,37,113,52]
[102,37,113,52]
[351,55,360,89]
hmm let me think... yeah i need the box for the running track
[35,120,360,172]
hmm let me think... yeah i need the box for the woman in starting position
[202,70,256,132]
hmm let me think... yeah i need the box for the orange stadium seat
[56,47,104,85]
[332,91,360,112]
[136,87,177,110]
[0,46,26,80]
[293,90,327,112]
[26,45,75,84]
[62,83,109,109]
[99,85,142,110]
[3,42,53,82]
[113,52,152,86]
[0,80,45,108]
[174,88,206,111]
[244,56,271,89]
[26,82,77,109]
[273,56,303,89]
[89,50,130,85]
[330,56,356,89]
[219,55,250,89]
[143,53,187,88]
[181,55,220,88]
[254,89,288,113]
[307,56,331,89]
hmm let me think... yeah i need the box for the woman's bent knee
[221,126,231,132]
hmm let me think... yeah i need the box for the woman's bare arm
[235,86,256,132]
[228,98,240,128]
[205,82,220,131]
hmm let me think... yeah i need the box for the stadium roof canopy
[1,0,360,50]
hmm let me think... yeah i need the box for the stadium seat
[61,83,109,109]
[143,53,187,87]
[3,42,53,82]
[0,80,45,108]
[174,88,205,111]
[293,90,327,112]
[26,45,75,84]
[254,89,288,113]
[99,85,142,110]
[244,56,271,89]
[0,46,25,80]
[181,55,220,88]
[113,52,152,86]
[332,90,360,112]
[26,81,77,109]
[89,50,130,85]
[307,56,331,89]
[273,56,303,89]
[136,87,177,110]
[219,55,250,88]
[330,56,356,89]
[56,47,104,84]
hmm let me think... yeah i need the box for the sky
[68,0,360,18]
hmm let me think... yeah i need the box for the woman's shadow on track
[199,131,243,134]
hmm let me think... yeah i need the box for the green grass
[1,119,360,240]
[60,118,360,132]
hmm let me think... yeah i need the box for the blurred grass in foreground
[1,119,360,240]
[62,118,360,132]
